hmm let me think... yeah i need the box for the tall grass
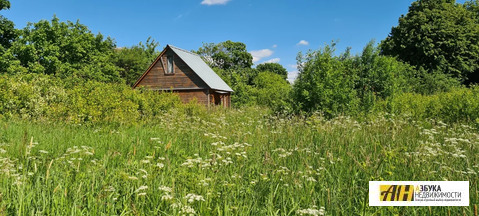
[0,107,477,215]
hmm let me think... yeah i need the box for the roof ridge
[168,44,200,57]
[166,44,233,92]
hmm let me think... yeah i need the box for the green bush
[291,44,359,116]
[0,74,182,123]
[291,42,435,117]
[383,86,479,123]
[252,71,291,112]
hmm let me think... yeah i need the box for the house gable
[132,45,232,107]
[133,47,208,90]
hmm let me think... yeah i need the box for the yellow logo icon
[380,185,414,201]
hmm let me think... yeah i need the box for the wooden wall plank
[136,49,208,89]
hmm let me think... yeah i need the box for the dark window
[167,55,174,74]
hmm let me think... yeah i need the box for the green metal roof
[168,45,233,92]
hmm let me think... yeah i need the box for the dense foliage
[292,44,358,115]
[6,17,120,82]
[0,0,16,71]
[0,74,184,123]
[381,0,479,84]
[292,42,419,116]
[256,62,288,80]
[1,73,476,126]
[197,42,291,109]
[196,40,253,70]
[384,86,479,123]
[0,0,10,10]
[0,15,15,49]
[0,14,160,86]
[113,37,159,86]
[251,71,291,111]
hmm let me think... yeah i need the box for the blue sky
[2,0,466,81]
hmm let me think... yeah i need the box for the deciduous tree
[256,62,288,80]
[9,16,121,82]
[381,0,479,83]
[196,40,253,70]
[114,37,159,86]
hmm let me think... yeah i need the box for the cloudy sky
[3,0,466,82]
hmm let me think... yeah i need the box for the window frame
[166,55,174,74]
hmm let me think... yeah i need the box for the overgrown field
[0,107,477,215]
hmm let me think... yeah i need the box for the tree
[292,42,419,115]
[196,40,257,106]
[291,44,359,115]
[0,0,18,74]
[350,41,418,110]
[0,0,16,49]
[252,71,291,111]
[381,0,479,83]
[196,40,253,70]
[0,0,10,10]
[256,62,288,80]
[114,37,159,86]
[0,16,15,49]
[213,67,259,105]
[8,16,121,82]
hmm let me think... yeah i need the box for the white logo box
[369,181,469,206]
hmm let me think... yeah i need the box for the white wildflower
[104,186,115,192]
[135,185,148,193]
[159,186,172,193]
[161,194,173,201]
[297,206,325,216]
[185,193,205,203]
[128,176,138,180]
[179,205,196,215]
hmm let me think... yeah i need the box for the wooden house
[133,45,233,107]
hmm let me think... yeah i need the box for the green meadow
[0,107,477,215]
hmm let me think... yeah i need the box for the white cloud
[263,58,280,64]
[297,40,309,46]
[272,44,278,48]
[175,14,183,20]
[201,0,231,5]
[287,71,299,83]
[250,49,273,63]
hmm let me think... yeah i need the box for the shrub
[384,86,479,123]
[0,74,182,123]
[251,71,291,112]
[291,44,359,116]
